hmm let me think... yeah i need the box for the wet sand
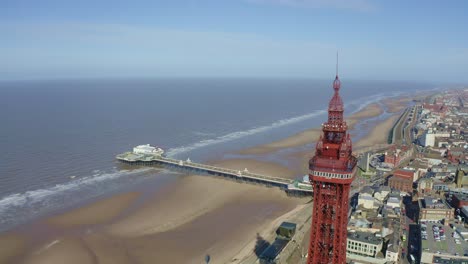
[354,115,399,149]
[0,233,25,264]
[17,175,300,264]
[0,95,415,264]
[47,192,140,228]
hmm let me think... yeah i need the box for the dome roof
[333,75,341,92]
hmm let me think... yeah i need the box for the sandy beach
[0,95,415,264]
[0,233,25,264]
[237,103,383,156]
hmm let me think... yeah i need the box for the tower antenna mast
[336,52,339,76]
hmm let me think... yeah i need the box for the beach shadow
[254,233,270,257]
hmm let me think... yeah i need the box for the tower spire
[333,52,341,93]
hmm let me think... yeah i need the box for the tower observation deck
[306,57,357,264]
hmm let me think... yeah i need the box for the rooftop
[422,197,450,209]
[453,192,468,202]
[259,238,289,261]
[347,231,382,245]
[394,169,414,179]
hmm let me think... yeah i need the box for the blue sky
[2,0,467,81]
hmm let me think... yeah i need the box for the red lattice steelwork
[307,58,357,264]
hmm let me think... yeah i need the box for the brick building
[388,169,414,193]
[419,197,453,223]
[384,145,412,168]
[451,192,468,209]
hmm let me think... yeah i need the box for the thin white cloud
[246,0,377,12]
[0,22,338,79]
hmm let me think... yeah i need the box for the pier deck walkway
[116,152,312,196]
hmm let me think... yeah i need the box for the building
[447,147,466,163]
[386,193,402,209]
[358,195,376,209]
[432,179,452,192]
[346,231,383,258]
[374,186,391,202]
[418,178,434,194]
[132,144,164,155]
[419,197,453,223]
[398,168,418,182]
[456,169,468,188]
[451,192,468,209]
[259,222,296,264]
[385,243,399,262]
[420,130,435,147]
[307,63,357,264]
[384,145,412,168]
[388,169,414,193]
[358,186,377,209]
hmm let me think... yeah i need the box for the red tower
[307,57,357,264]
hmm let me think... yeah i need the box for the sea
[0,78,438,232]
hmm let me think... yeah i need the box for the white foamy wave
[192,131,216,137]
[0,168,152,216]
[347,93,384,114]
[347,91,407,114]
[166,109,327,157]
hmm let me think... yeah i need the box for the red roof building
[388,169,415,193]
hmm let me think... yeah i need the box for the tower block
[307,59,357,264]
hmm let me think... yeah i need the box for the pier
[116,151,313,197]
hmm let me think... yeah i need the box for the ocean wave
[166,109,328,157]
[166,91,411,158]
[0,168,152,219]
[347,90,409,114]
[192,131,216,137]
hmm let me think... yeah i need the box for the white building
[374,186,391,203]
[358,196,376,209]
[385,246,399,262]
[421,131,435,147]
[386,196,401,209]
[133,144,164,156]
[347,231,383,258]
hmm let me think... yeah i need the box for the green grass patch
[422,240,429,249]
[455,244,463,253]
[440,242,448,251]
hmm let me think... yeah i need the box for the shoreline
[236,102,384,156]
[0,93,419,264]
